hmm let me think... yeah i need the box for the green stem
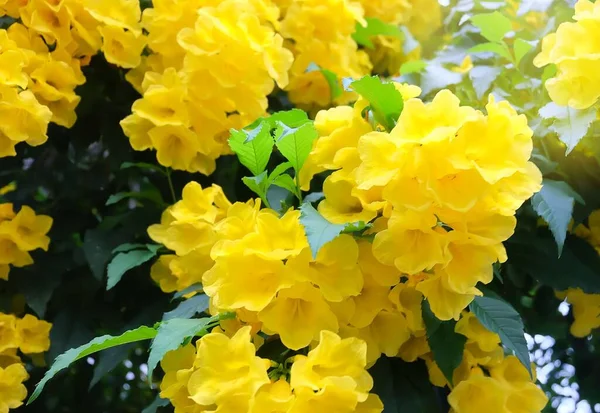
[295,173,303,204]
[165,168,177,203]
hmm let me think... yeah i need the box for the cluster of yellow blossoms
[147,78,546,410]
[445,312,547,413]
[0,311,52,412]
[121,0,292,175]
[558,210,600,338]
[303,85,542,320]
[159,327,381,413]
[0,203,52,280]
[534,0,600,109]
[121,0,441,173]
[0,0,145,157]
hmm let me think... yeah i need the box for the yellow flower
[0,363,28,412]
[562,288,600,337]
[358,0,411,25]
[416,272,480,321]
[304,235,363,302]
[405,0,442,41]
[251,380,295,413]
[16,314,52,354]
[289,331,381,412]
[258,282,338,350]
[119,114,154,151]
[0,235,33,269]
[448,368,507,413]
[534,1,600,109]
[357,240,400,287]
[159,344,199,412]
[318,177,377,224]
[170,182,231,225]
[0,314,19,353]
[99,25,146,69]
[455,312,500,352]
[490,356,548,412]
[203,255,293,312]
[187,326,270,407]
[452,56,473,74]
[83,0,142,34]
[0,205,52,252]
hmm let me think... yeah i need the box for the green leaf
[105,190,165,207]
[28,326,157,403]
[350,76,404,131]
[399,60,426,75]
[142,397,170,413]
[539,103,597,155]
[229,122,274,175]
[306,64,342,100]
[468,42,512,60]
[268,162,293,181]
[507,235,600,294]
[112,243,148,254]
[106,248,159,290]
[342,221,372,233]
[513,38,533,65]
[271,174,300,199]
[369,357,439,413]
[531,179,584,256]
[162,294,210,321]
[421,300,466,384]
[469,296,532,376]
[173,283,203,300]
[470,12,512,42]
[420,64,462,96]
[274,121,318,174]
[299,203,346,259]
[242,171,269,202]
[147,317,214,380]
[469,65,502,99]
[269,109,310,128]
[352,17,402,49]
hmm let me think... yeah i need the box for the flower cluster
[159,327,381,413]
[0,0,145,156]
[0,203,52,280]
[0,311,52,413]
[301,85,541,320]
[534,0,600,109]
[121,0,293,175]
[279,0,371,109]
[445,313,548,413]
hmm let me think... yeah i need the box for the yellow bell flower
[258,282,338,350]
[187,326,270,407]
[251,379,295,413]
[98,25,146,69]
[16,314,51,354]
[0,363,28,412]
[0,314,19,353]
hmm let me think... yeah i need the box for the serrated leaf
[531,179,583,256]
[469,65,502,99]
[147,317,214,380]
[422,300,466,384]
[400,60,426,75]
[28,326,157,403]
[229,122,274,175]
[470,12,512,42]
[299,203,346,259]
[162,294,210,321]
[269,109,310,128]
[420,64,463,96]
[142,397,170,413]
[304,192,324,203]
[242,171,269,201]
[468,42,512,60]
[274,122,318,174]
[106,249,159,290]
[513,38,534,65]
[268,162,293,181]
[538,103,596,154]
[271,174,300,199]
[352,17,402,49]
[342,221,372,233]
[469,296,532,377]
[350,76,404,131]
